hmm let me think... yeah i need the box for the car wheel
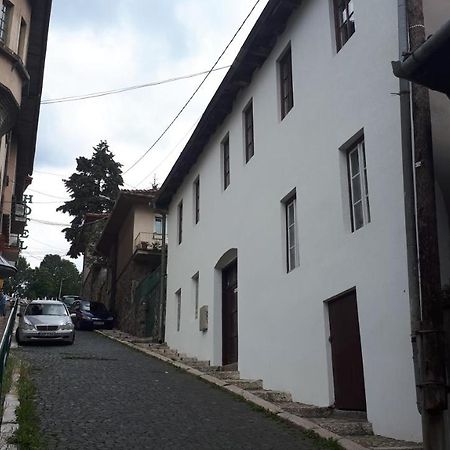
[67,335,75,345]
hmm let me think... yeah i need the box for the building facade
[96,190,163,337]
[0,0,52,264]
[156,0,450,442]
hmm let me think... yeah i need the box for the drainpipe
[158,213,167,343]
[397,0,423,415]
[398,1,448,447]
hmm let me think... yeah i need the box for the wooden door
[222,261,238,366]
[328,290,367,411]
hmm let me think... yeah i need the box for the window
[176,289,181,332]
[177,200,183,244]
[284,193,299,272]
[243,101,254,163]
[279,46,294,119]
[18,18,27,59]
[347,138,370,231]
[193,177,200,224]
[222,135,230,190]
[192,273,199,319]
[154,215,163,234]
[333,0,355,51]
[0,2,12,44]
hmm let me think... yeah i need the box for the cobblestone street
[17,331,325,450]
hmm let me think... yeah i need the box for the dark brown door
[222,261,238,366]
[328,290,367,411]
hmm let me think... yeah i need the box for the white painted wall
[164,0,431,441]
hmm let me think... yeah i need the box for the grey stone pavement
[17,331,325,450]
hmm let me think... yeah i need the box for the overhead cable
[41,66,231,104]
[123,0,262,175]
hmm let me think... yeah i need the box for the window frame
[192,272,199,320]
[0,1,13,45]
[278,45,294,119]
[176,289,181,332]
[222,135,230,190]
[154,215,163,235]
[347,138,370,232]
[282,190,299,273]
[193,177,200,224]
[333,0,355,51]
[243,100,254,163]
[177,200,183,244]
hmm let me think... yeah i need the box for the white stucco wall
[164,0,425,441]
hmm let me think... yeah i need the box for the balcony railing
[134,232,162,252]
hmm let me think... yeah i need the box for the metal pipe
[158,213,167,343]
[397,0,423,416]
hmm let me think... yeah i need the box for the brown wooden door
[222,261,238,366]
[328,290,367,411]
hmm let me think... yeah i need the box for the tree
[28,255,81,299]
[3,256,33,297]
[57,140,123,257]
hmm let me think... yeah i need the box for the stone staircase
[107,332,423,450]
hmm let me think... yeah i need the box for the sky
[24,0,269,270]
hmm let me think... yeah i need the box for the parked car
[71,300,114,330]
[61,295,82,309]
[16,300,75,345]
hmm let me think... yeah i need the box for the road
[17,331,323,450]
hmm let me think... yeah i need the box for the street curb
[96,331,368,450]
[0,363,19,450]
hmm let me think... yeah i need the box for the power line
[27,189,69,201]
[41,66,231,105]
[33,169,67,177]
[28,218,70,226]
[135,116,201,187]
[27,237,67,252]
[123,0,262,175]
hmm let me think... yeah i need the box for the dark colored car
[61,295,82,309]
[71,300,114,330]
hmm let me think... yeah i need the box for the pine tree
[57,140,123,257]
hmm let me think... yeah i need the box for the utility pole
[406,1,448,447]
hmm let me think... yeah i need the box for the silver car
[16,300,75,345]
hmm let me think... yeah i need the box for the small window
[176,289,181,332]
[192,273,199,320]
[278,46,294,119]
[193,177,200,224]
[0,2,12,45]
[333,0,355,51]
[283,191,299,272]
[222,135,230,190]
[154,215,163,235]
[243,101,254,163]
[18,18,27,59]
[347,138,370,231]
[177,200,183,244]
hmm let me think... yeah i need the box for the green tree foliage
[57,140,123,257]
[3,256,33,297]
[4,255,81,299]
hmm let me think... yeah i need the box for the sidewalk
[98,329,423,450]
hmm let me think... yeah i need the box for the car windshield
[25,304,68,316]
[64,297,79,305]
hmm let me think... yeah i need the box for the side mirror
[17,312,22,317]
[70,313,76,318]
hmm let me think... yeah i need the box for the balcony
[133,232,162,268]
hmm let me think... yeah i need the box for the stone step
[178,356,198,364]
[130,337,155,344]
[312,418,373,436]
[350,435,423,450]
[230,379,263,390]
[276,402,334,418]
[204,370,241,380]
[187,360,210,369]
[249,390,292,402]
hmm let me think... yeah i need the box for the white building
[156,0,450,442]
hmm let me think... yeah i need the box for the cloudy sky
[24,0,269,269]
